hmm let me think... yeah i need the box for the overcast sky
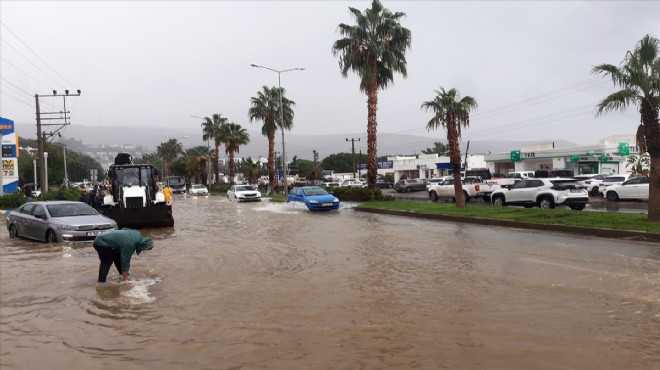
[1,0,659,151]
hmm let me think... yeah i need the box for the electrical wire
[0,21,77,87]
[0,37,66,90]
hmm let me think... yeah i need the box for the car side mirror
[34,214,47,220]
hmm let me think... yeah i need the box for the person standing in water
[92,229,154,283]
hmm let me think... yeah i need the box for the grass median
[357,201,660,234]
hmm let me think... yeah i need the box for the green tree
[157,139,185,178]
[201,113,228,184]
[320,153,355,174]
[332,0,411,198]
[421,87,478,208]
[593,34,660,222]
[240,157,262,184]
[248,85,296,192]
[421,142,449,156]
[222,122,250,184]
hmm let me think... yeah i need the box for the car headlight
[333,198,339,203]
[310,200,319,204]
[57,224,76,231]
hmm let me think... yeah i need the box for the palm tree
[332,0,411,199]
[156,139,185,178]
[248,85,295,193]
[201,113,228,184]
[241,157,262,185]
[222,122,250,184]
[421,87,478,208]
[593,34,660,222]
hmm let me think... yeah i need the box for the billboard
[1,117,19,193]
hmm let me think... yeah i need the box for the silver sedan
[6,201,117,243]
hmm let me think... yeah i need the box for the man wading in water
[93,229,154,283]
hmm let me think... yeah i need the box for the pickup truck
[428,176,502,202]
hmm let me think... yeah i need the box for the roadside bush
[0,192,24,210]
[40,187,83,201]
[330,186,392,202]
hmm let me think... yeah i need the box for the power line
[0,21,77,87]
[0,37,66,90]
[387,77,608,136]
[1,56,54,90]
[0,77,32,97]
[0,90,34,108]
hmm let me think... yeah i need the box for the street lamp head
[250,63,261,68]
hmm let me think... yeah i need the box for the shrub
[0,192,25,210]
[330,186,391,202]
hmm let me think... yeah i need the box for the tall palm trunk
[267,132,276,193]
[641,100,660,221]
[447,115,466,208]
[366,87,378,201]
[213,142,221,184]
[228,150,236,184]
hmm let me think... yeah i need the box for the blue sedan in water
[287,186,340,211]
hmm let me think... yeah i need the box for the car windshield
[303,187,329,196]
[603,177,624,183]
[236,185,255,191]
[193,185,205,189]
[47,203,99,217]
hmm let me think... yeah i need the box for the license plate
[322,203,332,207]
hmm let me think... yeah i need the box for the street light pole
[250,63,305,195]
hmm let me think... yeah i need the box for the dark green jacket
[94,229,148,272]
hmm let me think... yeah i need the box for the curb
[354,206,660,243]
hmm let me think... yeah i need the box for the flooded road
[1,194,659,369]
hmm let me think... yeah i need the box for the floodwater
[1,194,659,369]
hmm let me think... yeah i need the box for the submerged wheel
[8,224,19,239]
[405,187,412,193]
[538,197,555,209]
[492,195,505,207]
[429,191,439,202]
[45,230,58,243]
[569,204,586,211]
[590,187,600,196]
[606,191,619,201]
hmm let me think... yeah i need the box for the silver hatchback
[6,201,118,243]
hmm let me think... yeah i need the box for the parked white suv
[490,178,589,210]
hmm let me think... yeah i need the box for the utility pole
[346,138,360,179]
[35,90,81,192]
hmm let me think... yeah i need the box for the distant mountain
[14,123,576,161]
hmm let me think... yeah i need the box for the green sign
[510,150,521,162]
[619,142,630,156]
[570,155,579,163]
[586,151,595,157]
[600,154,609,163]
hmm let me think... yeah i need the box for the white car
[426,177,448,191]
[601,174,636,188]
[227,184,262,202]
[188,184,208,196]
[572,174,607,195]
[490,178,589,210]
[341,179,365,187]
[602,177,649,201]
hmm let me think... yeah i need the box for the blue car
[287,186,340,211]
